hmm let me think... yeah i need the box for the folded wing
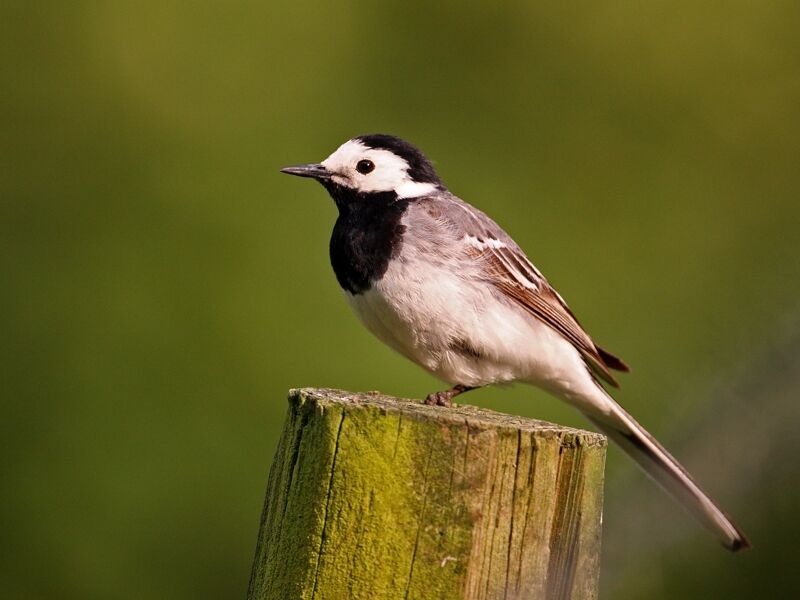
[436,195,629,385]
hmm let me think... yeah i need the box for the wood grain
[248,388,606,600]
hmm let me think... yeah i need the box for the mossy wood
[248,388,606,600]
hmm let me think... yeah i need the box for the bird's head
[281,134,444,203]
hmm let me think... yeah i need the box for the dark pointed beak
[280,163,331,180]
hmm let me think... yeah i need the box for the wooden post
[248,388,606,600]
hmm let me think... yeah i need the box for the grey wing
[424,192,629,386]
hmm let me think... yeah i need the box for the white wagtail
[281,134,750,551]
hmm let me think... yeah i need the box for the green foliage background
[2,2,799,597]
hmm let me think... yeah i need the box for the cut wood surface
[248,388,607,600]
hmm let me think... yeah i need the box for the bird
[280,133,750,552]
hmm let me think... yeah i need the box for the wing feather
[459,237,625,384]
[425,193,628,385]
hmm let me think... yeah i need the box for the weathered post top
[248,388,607,600]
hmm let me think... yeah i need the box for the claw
[423,384,476,408]
[424,391,452,407]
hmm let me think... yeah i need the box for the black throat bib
[325,184,410,295]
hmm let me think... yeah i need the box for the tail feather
[586,400,750,552]
[596,345,630,372]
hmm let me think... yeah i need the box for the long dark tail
[585,394,750,551]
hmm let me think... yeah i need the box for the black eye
[356,159,375,174]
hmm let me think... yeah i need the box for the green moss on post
[248,388,607,600]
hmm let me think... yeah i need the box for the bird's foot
[424,384,475,408]
[424,390,454,407]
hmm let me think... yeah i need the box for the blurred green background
[2,1,799,598]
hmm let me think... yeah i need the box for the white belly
[344,255,595,395]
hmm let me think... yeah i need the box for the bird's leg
[424,384,476,408]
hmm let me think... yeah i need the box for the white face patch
[321,139,437,198]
